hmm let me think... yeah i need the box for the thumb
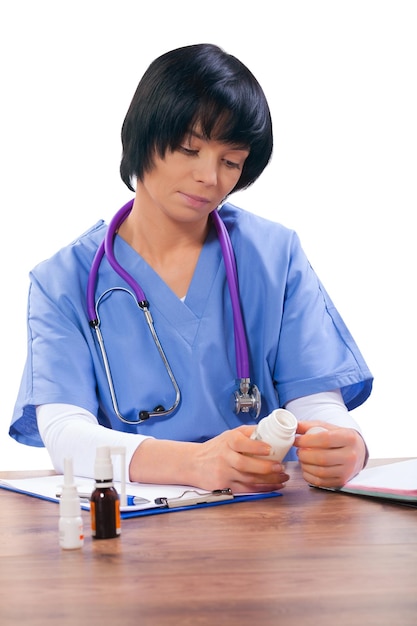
[296,420,324,435]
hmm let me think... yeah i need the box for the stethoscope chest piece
[233,379,261,419]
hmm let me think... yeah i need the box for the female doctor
[10,43,373,493]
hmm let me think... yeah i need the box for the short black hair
[120,43,273,193]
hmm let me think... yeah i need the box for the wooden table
[0,460,416,626]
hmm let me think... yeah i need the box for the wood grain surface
[0,460,416,626]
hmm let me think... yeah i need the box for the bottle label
[115,500,121,535]
[91,492,121,539]
[59,519,84,550]
[91,501,96,534]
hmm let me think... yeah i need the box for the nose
[193,155,218,186]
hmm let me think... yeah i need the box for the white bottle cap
[94,446,114,481]
[270,408,297,431]
[251,408,297,462]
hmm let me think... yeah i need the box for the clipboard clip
[154,488,233,509]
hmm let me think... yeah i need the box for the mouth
[179,192,212,209]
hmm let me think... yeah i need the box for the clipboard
[0,474,281,518]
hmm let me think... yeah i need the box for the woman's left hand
[294,421,367,488]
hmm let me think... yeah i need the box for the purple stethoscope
[86,199,261,424]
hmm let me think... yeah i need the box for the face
[139,130,249,224]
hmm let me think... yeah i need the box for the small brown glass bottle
[90,447,121,540]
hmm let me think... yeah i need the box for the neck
[117,195,210,298]
[119,197,209,257]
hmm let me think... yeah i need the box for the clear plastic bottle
[90,446,121,540]
[250,408,297,462]
[59,457,84,550]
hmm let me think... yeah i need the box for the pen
[125,495,150,506]
[56,491,150,507]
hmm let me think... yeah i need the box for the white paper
[341,458,417,500]
[0,474,214,512]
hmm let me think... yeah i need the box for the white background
[1,1,416,470]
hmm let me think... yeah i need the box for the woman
[10,43,372,492]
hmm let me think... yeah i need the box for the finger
[297,444,344,467]
[296,420,324,435]
[295,427,349,450]
[235,454,288,472]
[236,425,257,437]
[296,421,338,435]
[300,462,345,488]
[295,429,332,450]
[231,476,289,493]
[229,430,272,457]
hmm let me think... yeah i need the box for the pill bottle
[59,457,84,550]
[90,446,121,540]
[250,408,297,462]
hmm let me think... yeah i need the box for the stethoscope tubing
[210,210,249,379]
[87,200,147,321]
[93,286,181,424]
[87,199,250,379]
[86,199,259,422]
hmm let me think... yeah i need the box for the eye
[179,146,198,156]
[223,158,242,170]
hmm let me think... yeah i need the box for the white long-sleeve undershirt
[37,389,364,481]
[285,389,363,430]
[36,405,149,481]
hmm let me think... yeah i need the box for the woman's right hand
[129,426,290,493]
[192,426,290,493]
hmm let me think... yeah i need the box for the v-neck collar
[110,225,222,344]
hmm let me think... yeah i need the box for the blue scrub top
[10,202,373,448]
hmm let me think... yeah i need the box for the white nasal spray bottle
[250,408,297,462]
[59,457,84,550]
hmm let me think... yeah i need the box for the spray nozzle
[63,457,75,487]
[59,457,81,517]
